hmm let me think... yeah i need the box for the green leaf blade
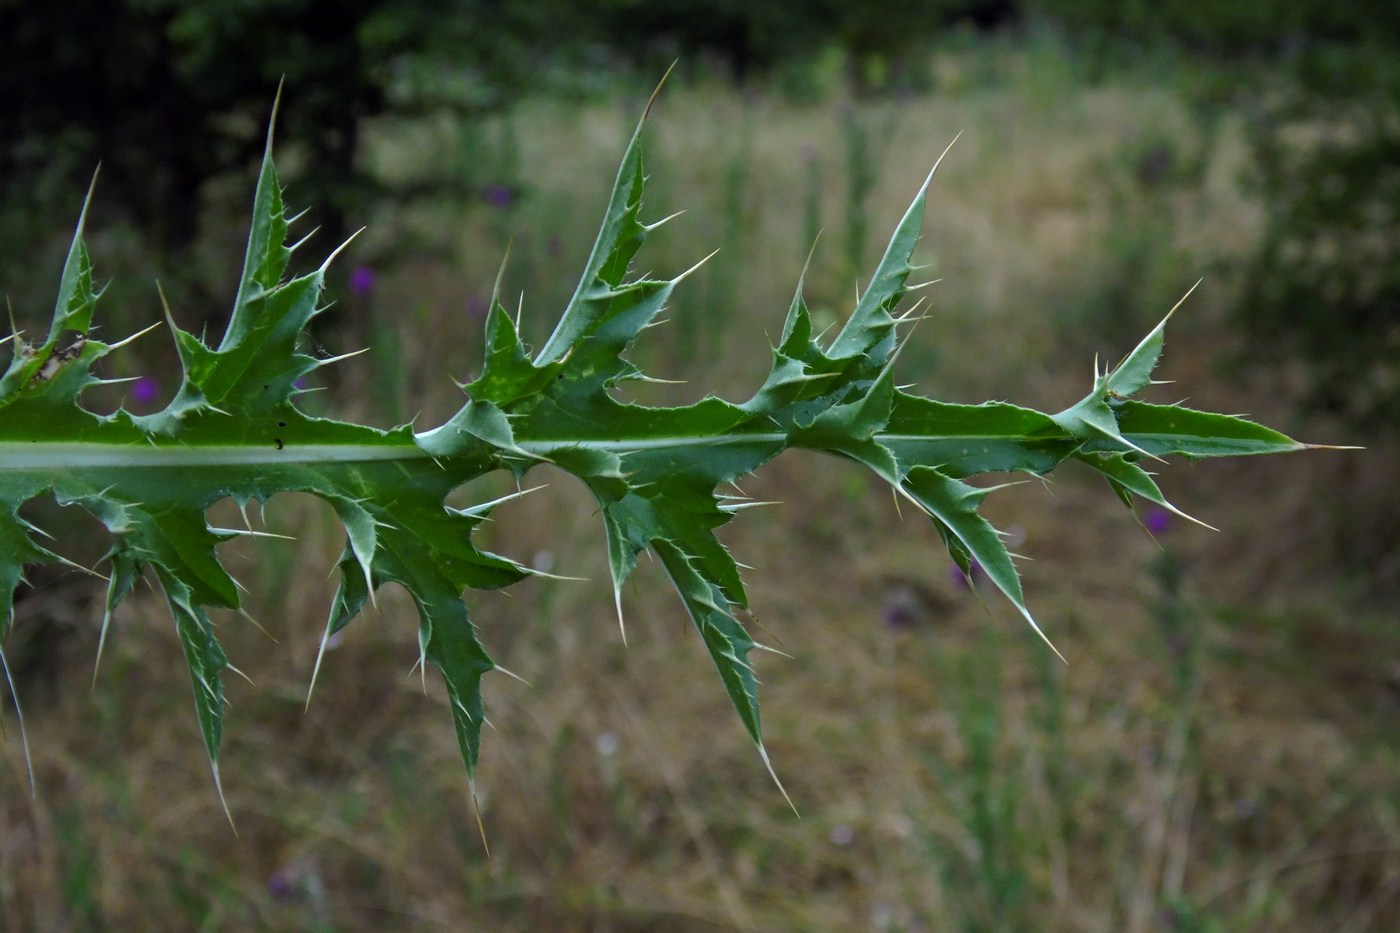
[1111,401,1306,459]
[535,121,649,367]
[653,538,764,749]
[0,93,1328,816]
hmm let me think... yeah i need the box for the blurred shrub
[0,0,601,330]
[594,0,1015,90]
[1236,47,1400,429]
[0,0,1016,257]
[1028,0,1392,58]
[0,0,594,247]
[0,0,1024,334]
[1057,127,1210,357]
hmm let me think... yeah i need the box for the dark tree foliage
[1237,46,1400,429]
[4,0,1395,306]
[594,0,1014,85]
[0,0,588,253]
[3,0,1011,302]
[1027,0,1393,57]
[0,0,1029,336]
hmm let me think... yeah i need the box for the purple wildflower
[466,295,489,319]
[130,376,160,405]
[266,867,297,901]
[880,586,920,629]
[348,265,377,296]
[483,184,514,211]
[1144,507,1173,536]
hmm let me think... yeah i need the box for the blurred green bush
[1029,0,1392,58]
[0,0,595,248]
[0,0,1010,336]
[1236,46,1400,429]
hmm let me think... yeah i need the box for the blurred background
[2,1,1398,930]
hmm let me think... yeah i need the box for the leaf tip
[211,760,237,834]
[614,588,628,647]
[920,131,961,194]
[758,742,798,817]
[469,779,491,857]
[265,79,285,157]
[642,60,679,124]
[1021,608,1068,665]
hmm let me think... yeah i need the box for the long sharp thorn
[1166,277,1203,320]
[492,664,533,688]
[643,209,686,232]
[305,625,334,711]
[6,297,21,345]
[469,779,491,857]
[290,226,322,254]
[225,661,255,686]
[1018,604,1067,665]
[926,132,961,188]
[759,743,798,817]
[238,607,278,643]
[92,602,114,689]
[105,320,163,351]
[212,761,236,834]
[0,646,36,798]
[316,347,371,366]
[53,552,104,580]
[676,248,720,283]
[614,588,628,647]
[643,60,678,123]
[313,227,364,275]
[453,484,549,518]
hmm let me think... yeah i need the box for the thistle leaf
[0,96,1329,816]
[1075,450,1216,530]
[1110,401,1306,458]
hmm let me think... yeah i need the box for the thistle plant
[0,90,1320,818]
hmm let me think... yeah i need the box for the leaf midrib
[1,429,1067,471]
[0,442,429,470]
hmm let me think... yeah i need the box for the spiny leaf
[0,92,1333,821]
[827,135,957,362]
[1075,450,1216,531]
[533,108,650,368]
[1105,279,1199,399]
[228,84,292,351]
[0,507,56,639]
[899,466,1064,659]
[1109,401,1306,458]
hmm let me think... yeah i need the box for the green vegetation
[2,19,1393,933]
[1,80,1308,816]
[1237,45,1400,429]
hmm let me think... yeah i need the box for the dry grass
[4,41,1397,932]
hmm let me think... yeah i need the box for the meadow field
[2,35,1396,931]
